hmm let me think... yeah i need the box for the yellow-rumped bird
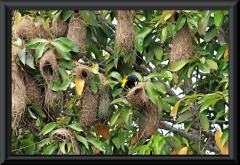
[121,74,139,91]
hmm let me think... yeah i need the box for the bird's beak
[134,81,138,86]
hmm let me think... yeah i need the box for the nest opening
[82,71,88,78]
[43,62,54,76]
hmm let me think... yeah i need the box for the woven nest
[52,128,80,155]
[12,15,36,40]
[127,83,159,139]
[97,73,113,124]
[170,21,192,82]
[116,10,135,54]
[172,10,181,23]
[24,72,43,109]
[35,21,51,39]
[51,18,68,37]
[76,64,98,127]
[12,61,27,134]
[67,12,86,60]
[39,49,63,121]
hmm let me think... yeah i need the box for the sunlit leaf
[110,108,124,127]
[91,63,99,74]
[175,112,194,124]
[170,100,181,117]
[43,143,56,155]
[206,59,218,70]
[152,81,167,94]
[200,97,220,113]
[175,16,186,31]
[75,78,85,95]
[110,98,129,105]
[58,66,69,81]
[35,42,49,63]
[87,138,105,151]
[136,27,153,39]
[14,11,22,25]
[38,122,57,136]
[67,122,83,132]
[170,59,192,72]
[109,71,122,81]
[214,10,223,28]
[177,147,187,155]
[215,129,223,150]
[75,134,89,150]
[30,107,46,118]
[59,141,66,154]
[161,27,167,43]
[200,113,209,132]
[153,45,163,60]
[134,37,144,54]
[198,11,210,35]
[81,10,98,26]
[145,81,158,105]
[62,10,72,21]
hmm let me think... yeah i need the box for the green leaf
[185,118,196,132]
[111,86,123,98]
[152,81,167,94]
[130,72,143,82]
[26,52,35,69]
[58,59,75,70]
[81,10,98,26]
[161,27,167,43]
[198,11,210,35]
[58,66,69,81]
[112,136,121,149]
[26,38,48,47]
[54,37,79,53]
[21,139,35,155]
[59,141,66,154]
[180,105,191,113]
[38,138,50,148]
[87,138,105,151]
[206,59,218,70]
[110,98,129,105]
[134,37,144,54]
[170,59,192,72]
[153,135,165,155]
[30,107,46,118]
[109,71,122,81]
[187,17,198,28]
[96,27,108,47]
[198,93,219,104]
[52,78,72,91]
[187,64,196,78]
[175,16,186,31]
[35,42,49,63]
[62,10,72,21]
[214,10,224,28]
[220,129,228,146]
[51,81,61,91]
[52,10,62,23]
[110,108,124,127]
[200,97,220,113]
[166,136,181,151]
[200,113,209,132]
[43,143,56,155]
[90,79,98,94]
[139,145,151,155]
[153,45,163,60]
[38,122,57,136]
[99,24,114,38]
[216,44,228,60]
[51,40,72,52]
[75,135,89,150]
[18,48,26,65]
[67,122,83,132]
[144,81,158,105]
[175,112,194,124]
[198,62,210,73]
[146,72,164,80]
[204,25,217,42]
[123,108,132,126]
[136,27,153,38]
[13,38,23,46]
[146,49,154,63]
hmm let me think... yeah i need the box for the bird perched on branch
[121,74,139,90]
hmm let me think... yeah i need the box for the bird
[121,74,139,90]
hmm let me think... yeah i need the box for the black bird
[122,75,139,90]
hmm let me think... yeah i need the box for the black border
[0,0,239,164]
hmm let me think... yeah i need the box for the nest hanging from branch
[67,12,86,60]
[12,61,27,134]
[34,21,51,39]
[115,10,135,54]
[51,18,68,38]
[127,83,159,139]
[39,49,63,121]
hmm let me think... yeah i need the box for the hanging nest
[115,10,135,54]
[170,21,192,83]
[52,128,80,155]
[67,12,86,60]
[12,61,27,134]
[24,72,43,109]
[51,18,68,38]
[172,10,181,23]
[12,15,36,40]
[97,73,113,125]
[76,64,98,127]
[127,83,159,139]
[34,21,51,39]
[39,49,63,121]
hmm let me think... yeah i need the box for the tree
[11,10,228,155]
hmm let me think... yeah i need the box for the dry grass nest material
[116,10,136,54]
[53,128,80,155]
[67,12,87,60]
[127,82,159,139]
[51,18,68,37]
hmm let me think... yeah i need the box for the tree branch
[92,37,114,55]
[94,10,116,30]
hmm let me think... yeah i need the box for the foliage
[12,10,228,155]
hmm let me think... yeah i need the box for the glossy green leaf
[134,37,144,54]
[198,11,210,35]
[187,17,198,27]
[26,38,48,47]
[13,38,23,46]
[21,139,35,155]
[170,59,192,72]
[198,93,219,104]
[161,27,167,43]
[166,136,181,151]
[51,40,72,52]
[153,45,163,60]
[200,113,209,131]
[59,141,66,154]
[62,10,72,21]
[110,108,124,127]
[96,27,108,47]
[187,64,196,78]
[200,97,220,113]
[146,49,154,63]
[110,98,129,105]
[87,138,105,151]
[145,81,158,105]
[52,10,62,23]
[81,10,98,26]
[54,37,79,53]
[90,79,98,94]
[75,134,89,150]
[67,122,83,132]
[152,81,167,94]
[38,138,50,148]
[204,25,217,42]
[175,112,194,124]
[58,59,75,69]
[112,136,121,149]
[35,42,49,63]
[43,143,56,155]
[99,24,114,38]
[30,107,46,118]
[123,108,132,126]
[109,71,122,81]
[198,62,210,73]
[214,10,223,28]
[111,86,123,98]
[146,72,164,80]
[51,81,61,91]
[58,66,69,81]
[216,44,228,60]
[139,145,151,155]
[175,16,186,31]
[18,48,26,65]
[38,122,57,136]
[206,59,218,70]
[136,27,153,38]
